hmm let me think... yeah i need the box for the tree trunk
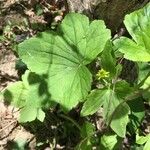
[66,0,149,33]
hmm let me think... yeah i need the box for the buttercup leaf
[101,40,116,78]
[110,103,130,137]
[3,82,27,108]
[81,89,107,116]
[3,71,47,122]
[100,133,121,150]
[114,37,150,62]
[114,3,150,62]
[18,13,111,110]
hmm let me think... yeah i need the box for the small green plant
[3,12,111,122]
[2,2,150,149]
[136,132,150,150]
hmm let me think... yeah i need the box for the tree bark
[66,0,149,33]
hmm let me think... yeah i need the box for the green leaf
[101,40,116,78]
[110,103,130,137]
[114,37,150,62]
[127,98,145,133]
[60,13,111,64]
[100,133,122,150]
[19,71,48,122]
[3,71,47,122]
[103,81,132,137]
[128,98,145,123]
[19,107,37,122]
[80,121,95,138]
[137,62,150,85]
[37,108,45,122]
[3,82,27,108]
[114,3,150,62]
[103,89,121,123]
[136,133,150,145]
[136,63,150,100]
[18,13,111,110]
[124,3,150,49]
[115,80,133,98]
[19,107,45,123]
[76,122,95,150]
[144,138,150,150]
[76,140,92,150]
[81,89,107,116]
[102,85,130,138]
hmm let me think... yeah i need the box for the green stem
[105,64,120,126]
[59,114,81,131]
[108,85,150,127]
[136,71,150,88]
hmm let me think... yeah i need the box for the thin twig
[0,120,17,133]
[0,71,18,82]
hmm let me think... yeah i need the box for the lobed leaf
[144,138,150,150]
[81,89,107,116]
[3,71,47,122]
[100,133,121,150]
[114,37,150,62]
[114,3,150,62]
[18,13,111,110]
[136,134,150,145]
[110,103,130,137]
[124,3,150,49]
[101,40,116,78]
[3,81,27,108]
[103,81,132,137]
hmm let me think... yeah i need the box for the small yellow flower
[96,69,110,80]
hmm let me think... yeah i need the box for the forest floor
[0,0,66,149]
[0,0,150,150]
